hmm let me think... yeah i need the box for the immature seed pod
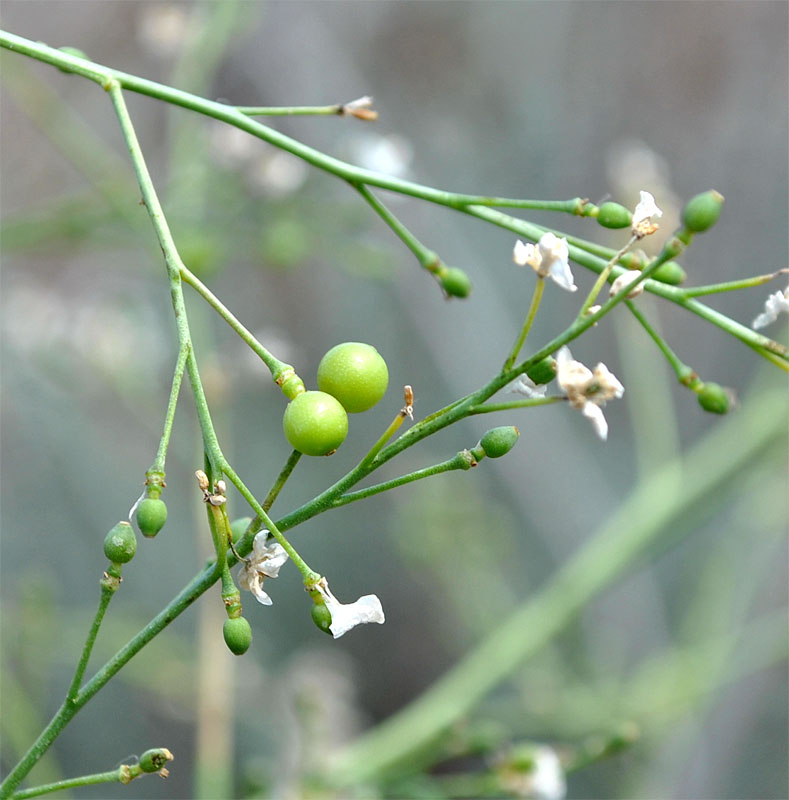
[103,521,137,564]
[136,498,168,538]
[440,268,472,298]
[223,616,252,655]
[697,382,731,415]
[525,355,557,386]
[682,190,724,233]
[230,516,253,544]
[651,261,687,286]
[311,602,333,635]
[480,426,520,458]
[139,748,174,773]
[317,342,389,413]
[596,202,632,229]
[283,391,349,456]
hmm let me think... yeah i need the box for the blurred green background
[1,2,787,798]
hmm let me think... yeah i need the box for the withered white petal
[752,286,789,329]
[582,402,609,441]
[610,270,645,299]
[632,190,663,226]
[510,375,548,398]
[317,583,385,639]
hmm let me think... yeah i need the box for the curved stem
[151,344,189,472]
[503,277,545,371]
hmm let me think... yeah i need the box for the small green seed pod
[139,748,174,773]
[283,391,349,456]
[525,355,557,386]
[103,521,137,563]
[317,342,389,413]
[697,382,731,415]
[136,498,168,538]
[651,261,687,286]
[440,268,472,298]
[682,190,724,233]
[595,202,632,229]
[479,426,520,458]
[223,617,252,655]
[311,602,333,635]
[230,516,253,544]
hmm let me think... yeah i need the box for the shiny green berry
[136,498,167,538]
[230,517,253,544]
[697,382,731,414]
[479,426,520,458]
[103,521,137,563]
[223,617,252,655]
[317,342,389,413]
[311,602,333,635]
[283,391,349,456]
[596,202,632,229]
[440,268,472,298]
[682,190,724,233]
[651,261,687,286]
[525,355,557,386]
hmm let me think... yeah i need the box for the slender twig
[467,397,562,415]
[626,301,694,383]
[503,277,545,371]
[151,344,189,472]
[262,450,302,513]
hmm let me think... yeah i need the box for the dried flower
[513,233,577,292]
[510,374,548,399]
[341,96,379,121]
[238,532,289,606]
[609,269,645,299]
[752,285,789,329]
[556,347,624,440]
[631,190,663,238]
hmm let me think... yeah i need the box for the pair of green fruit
[283,342,389,456]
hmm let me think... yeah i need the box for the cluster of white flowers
[513,233,577,292]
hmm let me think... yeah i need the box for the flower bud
[139,748,174,773]
[479,426,520,458]
[136,498,167,538]
[682,190,724,233]
[651,261,687,285]
[223,616,252,655]
[440,268,472,298]
[310,602,333,635]
[595,202,632,229]
[103,521,137,564]
[697,382,731,414]
[525,355,557,386]
[230,516,253,544]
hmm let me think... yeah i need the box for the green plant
[282,390,349,455]
[317,341,389,413]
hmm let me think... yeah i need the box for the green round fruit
[283,391,349,456]
[223,617,252,655]
[136,498,167,538]
[682,190,724,233]
[651,261,687,286]
[440,268,472,298]
[697,382,730,414]
[311,602,333,635]
[525,355,557,386]
[103,521,137,563]
[317,342,389,413]
[596,202,632,229]
[480,426,520,458]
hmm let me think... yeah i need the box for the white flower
[341,96,378,121]
[609,269,645,299]
[631,190,663,238]
[752,285,789,329]
[510,374,548,399]
[238,531,289,606]
[556,347,624,441]
[497,745,566,800]
[316,580,385,639]
[513,233,577,292]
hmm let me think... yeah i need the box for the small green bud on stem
[103,521,137,563]
[223,616,252,655]
[525,355,557,386]
[139,748,174,773]
[479,426,520,458]
[311,600,333,635]
[697,382,732,414]
[595,202,632,229]
[682,190,724,233]
[440,267,472,298]
[136,498,167,538]
[651,261,687,285]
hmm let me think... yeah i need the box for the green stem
[332,453,473,509]
[10,768,132,799]
[467,397,563,415]
[325,388,786,787]
[503,277,545,371]
[680,268,789,298]
[352,182,440,274]
[65,571,119,702]
[626,301,694,383]
[577,236,637,319]
[179,266,291,379]
[151,344,189,472]
[238,104,348,117]
[262,450,302,513]
[359,411,408,469]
